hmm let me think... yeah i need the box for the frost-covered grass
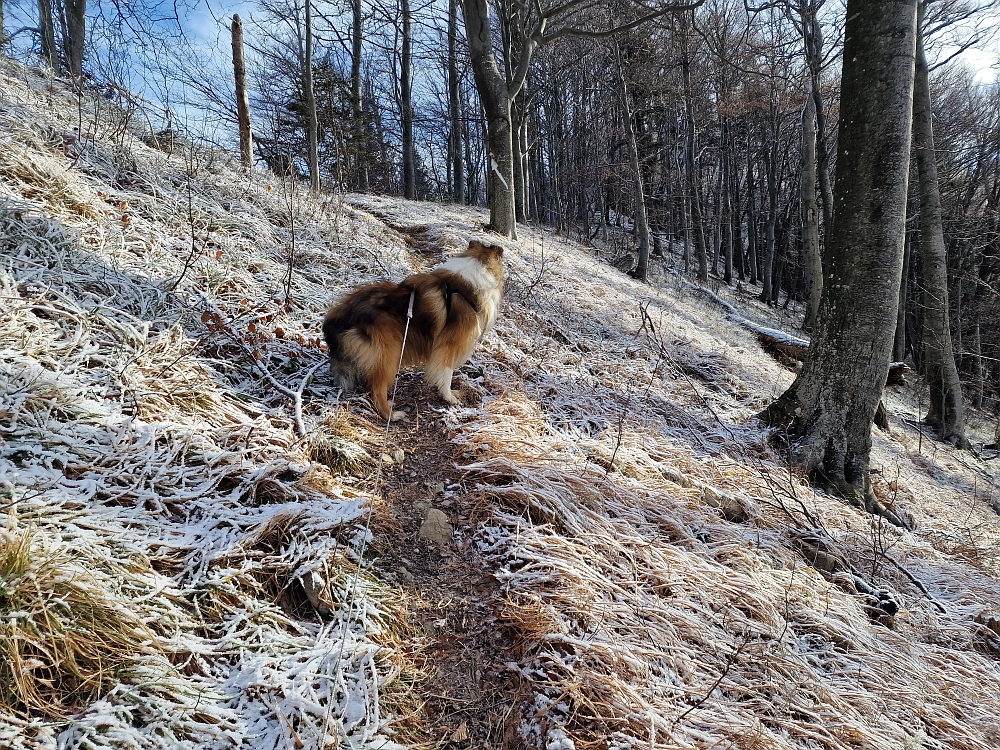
[0,60,415,749]
[3,55,1000,750]
[348,195,1000,749]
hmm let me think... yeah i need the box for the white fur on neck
[437,255,497,291]
[437,255,502,335]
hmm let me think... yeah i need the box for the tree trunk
[231,15,253,171]
[38,0,57,71]
[893,231,910,361]
[62,0,86,81]
[759,0,919,519]
[303,0,320,192]
[971,317,984,409]
[746,147,759,285]
[761,108,780,304]
[401,0,415,199]
[351,0,369,191]
[615,45,650,280]
[800,3,834,229]
[711,161,723,277]
[511,98,526,221]
[801,90,822,330]
[913,10,968,446]
[448,0,464,203]
[461,0,516,238]
[681,21,708,281]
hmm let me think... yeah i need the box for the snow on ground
[1,56,1000,750]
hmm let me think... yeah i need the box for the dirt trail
[367,377,520,747]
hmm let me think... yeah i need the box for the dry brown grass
[0,526,157,719]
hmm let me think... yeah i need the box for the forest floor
[2,59,1000,750]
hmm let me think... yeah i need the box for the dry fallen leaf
[450,721,469,742]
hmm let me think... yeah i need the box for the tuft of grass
[310,413,374,474]
[0,526,157,720]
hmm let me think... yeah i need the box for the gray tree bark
[801,90,822,330]
[401,0,415,199]
[461,0,517,237]
[893,232,910,361]
[351,0,369,190]
[796,0,834,229]
[615,43,650,280]
[759,0,919,520]
[303,0,320,192]
[62,0,86,81]
[681,16,708,282]
[913,7,968,446]
[448,0,464,204]
[38,0,57,71]
[231,15,253,171]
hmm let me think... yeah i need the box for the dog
[322,240,504,420]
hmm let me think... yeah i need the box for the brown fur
[322,240,504,420]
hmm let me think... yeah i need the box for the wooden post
[231,15,253,171]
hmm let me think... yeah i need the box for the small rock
[428,482,446,495]
[419,508,454,545]
[391,447,405,463]
[298,570,335,616]
[414,500,430,515]
[439,499,452,508]
[396,566,415,584]
[380,452,394,465]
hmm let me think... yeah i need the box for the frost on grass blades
[4,53,1000,750]
[0,59,410,749]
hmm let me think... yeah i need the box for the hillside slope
[2,60,1000,750]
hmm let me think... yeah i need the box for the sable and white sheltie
[322,240,504,420]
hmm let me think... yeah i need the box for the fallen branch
[679,278,908,386]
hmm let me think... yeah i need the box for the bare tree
[759,0,919,520]
[232,14,254,171]
[304,0,320,192]
[912,2,968,447]
[460,0,707,239]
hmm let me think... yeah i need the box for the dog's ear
[492,244,505,258]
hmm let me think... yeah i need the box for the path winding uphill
[1,57,1000,750]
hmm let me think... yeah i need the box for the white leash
[329,288,415,693]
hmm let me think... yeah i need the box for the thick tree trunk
[461,0,516,238]
[801,91,822,330]
[231,15,253,171]
[38,0,57,71]
[351,0,369,191]
[759,0,918,519]
[303,0,320,192]
[913,13,968,447]
[401,0,415,199]
[448,0,464,203]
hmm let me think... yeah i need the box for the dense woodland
[2,0,999,489]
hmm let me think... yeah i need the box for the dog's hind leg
[370,355,407,422]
